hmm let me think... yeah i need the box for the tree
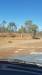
[24,20,38,39]
[24,20,32,33]
[31,24,38,39]
[18,26,26,33]
[0,20,7,32]
[8,22,17,32]
[18,25,26,38]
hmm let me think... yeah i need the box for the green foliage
[30,24,38,38]
[7,22,17,32]
[18,26,26,33]
[0,20,7,32]
[0,21,17,32]
[24,20,32,33]
[0,20,39,38]
[24,20,38,38]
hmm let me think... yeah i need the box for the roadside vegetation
[0,20,39,39]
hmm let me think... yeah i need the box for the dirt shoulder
[0,37,42,58]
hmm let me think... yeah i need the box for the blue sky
[0,0,42,30]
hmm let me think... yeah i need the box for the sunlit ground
[0,37,42,59]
